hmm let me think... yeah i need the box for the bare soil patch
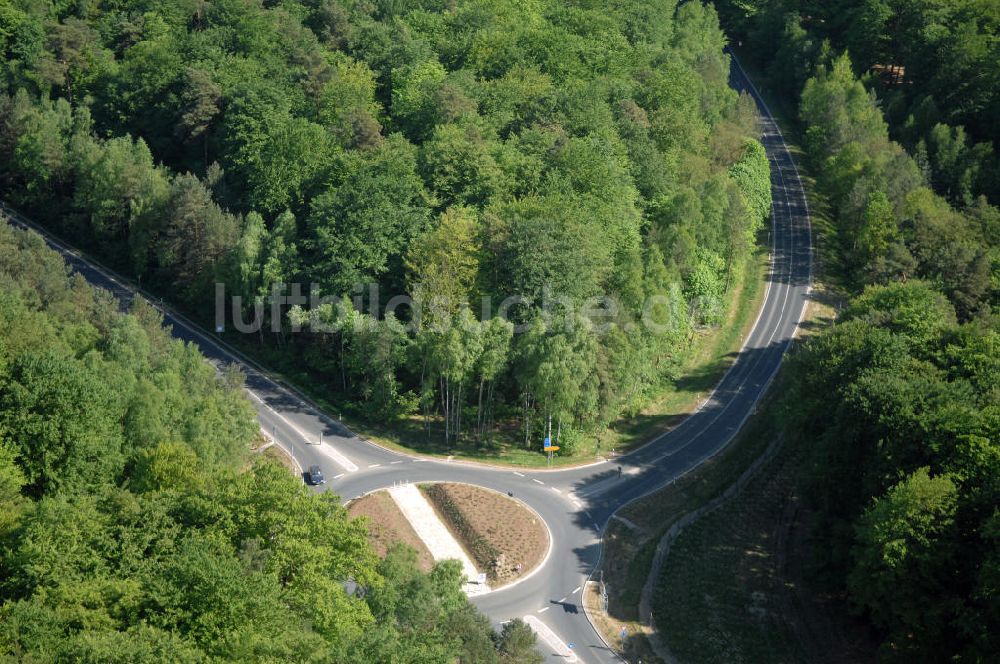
[421,483,549,587]
[347,491,435,572]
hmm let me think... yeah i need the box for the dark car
[307,465,325,485]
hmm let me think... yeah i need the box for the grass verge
[590,385,786,663]
[260,444,298,475]
[9,197,772,470]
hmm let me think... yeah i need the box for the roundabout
[3,52,811,663]
[348,482,552,594]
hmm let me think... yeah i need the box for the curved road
[2,53,811,663]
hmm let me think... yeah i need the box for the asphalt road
[1,52,811,663]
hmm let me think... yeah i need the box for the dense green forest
[787,281,999,660]
[718,0,1000,318]
[720,0,1000,208]
[0,223,542,662]
[0,0,771,454]
[711,1,1000,659]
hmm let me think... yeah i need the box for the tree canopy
[786,281,999,659]
[0,222,539,662]
[0,0,771,454]
[707,3,1000,657]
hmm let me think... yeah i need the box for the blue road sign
[543,436,552,450]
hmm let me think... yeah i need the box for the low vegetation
[654,280,1000,664]
[423,483,501,581]
[590,384,785,663]
[422,483,549,585]
[654,446,875,663]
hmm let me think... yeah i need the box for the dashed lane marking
[314,443,361,473]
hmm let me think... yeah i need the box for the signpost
[543,435,557,467]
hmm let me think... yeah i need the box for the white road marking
[333,474,344,480]
[523,615,577,662]
[513,471,525,477]
[390,460,403,464]
[538,606,549,613]
[551,487,562,494]
[532,479,544,485]
[572,586,581,594]
[313,443,360,473]
[248,391,358,472]
[4,85,815,664]
[368,464,381,468]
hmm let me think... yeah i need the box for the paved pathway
[387,484,489,596]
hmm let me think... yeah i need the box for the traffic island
[346,490,436,572]
[420,482,550,588]
[348,483,550,591]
